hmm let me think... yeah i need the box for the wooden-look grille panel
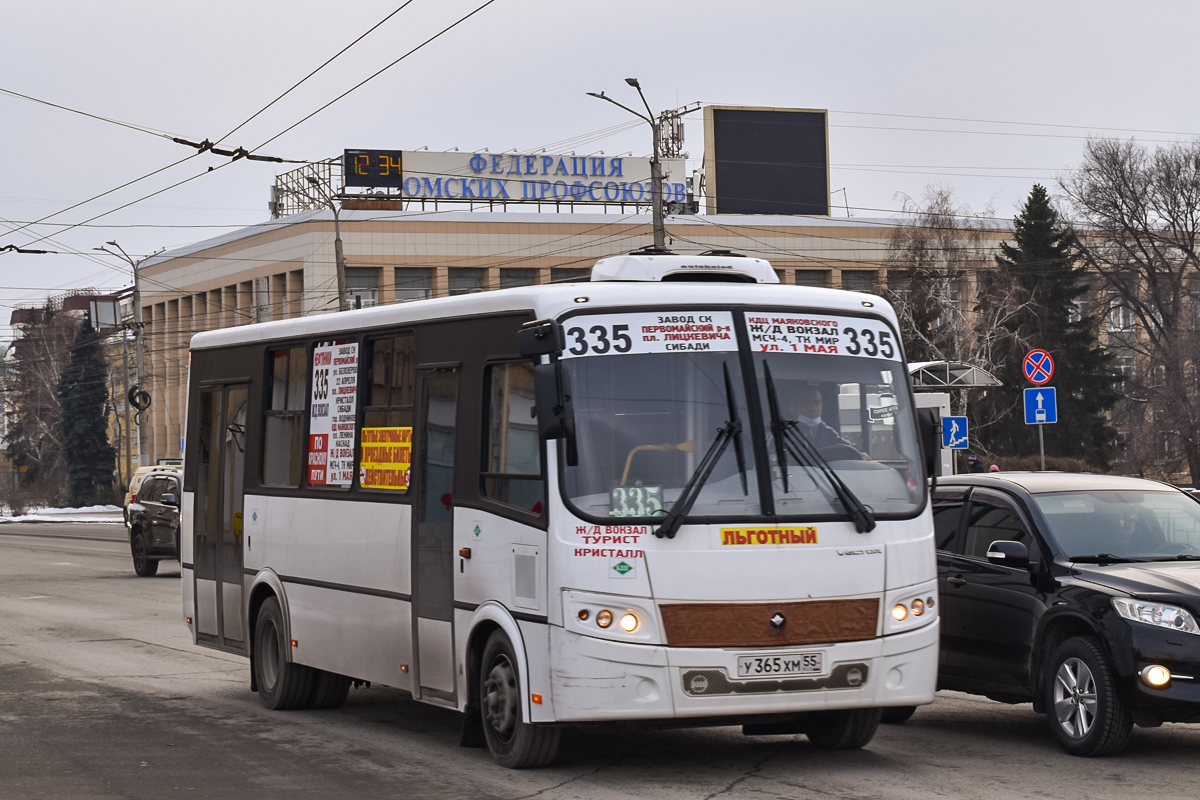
[659,599,879,648]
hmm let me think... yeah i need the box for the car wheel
[1045,637,1132,757]
[479,630,560,768]
[880,706,917,724]
[805,708,882,749]
[253,597,312,710]
[131,531,158,577]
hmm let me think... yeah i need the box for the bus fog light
[577,609,590,622]
[1141,665,1171,688]
[910,598,925,617]
[891,603,908,622]
[596,610,613,628]
[620,613,639,632]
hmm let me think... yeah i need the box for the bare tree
[1061,138,1200,479]
[886,186,1035,423]
[3,307,79,505]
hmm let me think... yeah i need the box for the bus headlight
[596,610,614,629]
[620,613,639,632]
[891,603,908,622]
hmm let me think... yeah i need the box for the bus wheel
[131,531,158,577]
[880,706,917,724]
[253,597,312,710]
[308,669,352,709]
[479,630,560,768]
[805,708,882,749]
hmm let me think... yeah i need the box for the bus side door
[412,367,458,703]
[193,383,249,654]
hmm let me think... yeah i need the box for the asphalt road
[2,522,1199,799]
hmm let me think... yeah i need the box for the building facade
[136,208,1002,464]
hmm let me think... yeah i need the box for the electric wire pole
[96,241,147,467]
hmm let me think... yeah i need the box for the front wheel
[253,597,313,710]
[1045,637,1132,757]
[805,708,881,749]
[479,630,560,768]
[131,531,158,577]
[880,706,917,724]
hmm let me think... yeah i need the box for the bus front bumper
[546,619,938,723]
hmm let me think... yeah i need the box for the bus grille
[681,663,870,697]
[658,599,879,648]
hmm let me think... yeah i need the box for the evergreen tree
[57,320,116,506]
[974,184,1120,468]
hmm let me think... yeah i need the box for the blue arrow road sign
[942,416,969,448]
[1024,387,1057,425]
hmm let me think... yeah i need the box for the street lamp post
[304,177,349,312]
[587,78,667,252]
[95,241,147,468]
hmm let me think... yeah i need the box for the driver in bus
[790,386,870,460]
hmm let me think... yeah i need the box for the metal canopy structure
[908,361,1002,391]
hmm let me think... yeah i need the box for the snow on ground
[1,505,124,523]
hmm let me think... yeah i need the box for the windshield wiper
[763,362,876,534]
[1069,553,1142,564]
[654,363,745,540]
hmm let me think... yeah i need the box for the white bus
[182,252,941,768]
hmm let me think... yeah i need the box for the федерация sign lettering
[344,149,687,205]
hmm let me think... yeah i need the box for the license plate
[736,651,824,679]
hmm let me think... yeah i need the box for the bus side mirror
[534,363,578,466]
[518,320,563,358]
[916,408,940,478]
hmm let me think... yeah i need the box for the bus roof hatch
[590,253,779,284]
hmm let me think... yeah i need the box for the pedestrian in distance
[989,464,1000,473]
[966,454,986,473]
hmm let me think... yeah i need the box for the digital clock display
[343,149,403,188]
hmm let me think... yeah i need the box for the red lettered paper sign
[308,341,358,486]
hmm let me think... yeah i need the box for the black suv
[125,470,181,577]
[897,472,1200,756]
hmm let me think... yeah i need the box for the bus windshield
[559,309,924,522]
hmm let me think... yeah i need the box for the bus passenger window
[262,347,306,486]
[482,362,544,514]
[361,334,416,492]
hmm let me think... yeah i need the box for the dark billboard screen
[704,107,829,216]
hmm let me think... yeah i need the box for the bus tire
[880,706,917,724]
[805,708,882,749]
[479,630,559,768]
[131,531,158,577]
[308,669,352,709]
[254,597,312,710]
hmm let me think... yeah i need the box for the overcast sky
[3,0,1199,341]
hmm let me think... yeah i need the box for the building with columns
[135,208,1001,464]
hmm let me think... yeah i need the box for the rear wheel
[308,669,352,709]
[805,708,882,749]
[253,597,312,710]
[479,630,559,768]
[1045,637,1132,757]
[880,706,917,724]
[131,531,158,577]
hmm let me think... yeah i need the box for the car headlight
[1112,597,1200,635]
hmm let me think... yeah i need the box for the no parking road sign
[1023,349,1055,385]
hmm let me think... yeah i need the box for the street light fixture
[587,79,668,252]
[94,240,147,470]
[289,178,349,312]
